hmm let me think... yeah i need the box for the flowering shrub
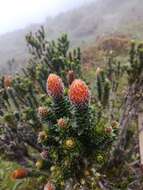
[1,36,143,189]
[7,74,116,190]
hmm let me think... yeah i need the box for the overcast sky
[0,0,93,35]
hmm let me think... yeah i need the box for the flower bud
[38,131,48,143]
[65,138,76,149]
[4,75,13,88]
[67,70,75,85]
[105,127,113,134]
[57,118,68,129]
[38,106,49,118]
[40,150,49,160]
[35,160,44,169]
[11,168,28,180]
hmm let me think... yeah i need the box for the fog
[0,0,95,35]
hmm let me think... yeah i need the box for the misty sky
[0,0,93,35]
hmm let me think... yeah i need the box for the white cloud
[0,0,91,34]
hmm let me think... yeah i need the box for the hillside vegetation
[1,27,143,189]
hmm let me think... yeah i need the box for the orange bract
[4,75,13,88]
[68,79,90,106]
[11,168,28,180]
[46,74,64,99]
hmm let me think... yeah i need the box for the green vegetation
[1,24,143,189]
[1,0,143,187]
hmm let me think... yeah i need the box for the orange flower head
[68,79,90,107]
[4,75,13,88]
[11,168,28,180]
[46,74,64,99]
[44,182,55,190]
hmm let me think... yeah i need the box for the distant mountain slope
[0,0,143,73]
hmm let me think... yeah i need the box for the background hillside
[0,0,143,73]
